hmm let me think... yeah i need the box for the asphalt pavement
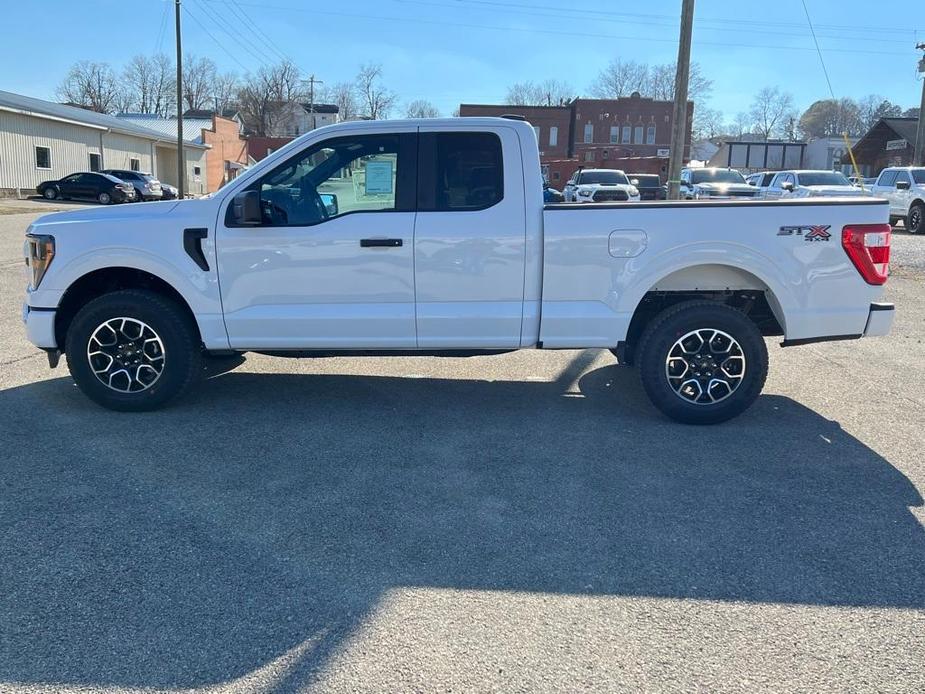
[1,202,923,693]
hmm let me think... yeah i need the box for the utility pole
[667,0,695,200]
[304,74,324,130]
[915,43,925,166]
[175,0,185,198]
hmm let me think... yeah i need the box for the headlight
[25,233,55,289]
[628,186,639,197]
[578,189,592,196]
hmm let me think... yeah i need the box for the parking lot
[1,202,924,692]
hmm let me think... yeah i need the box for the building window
[552,171,560,181]
[621,126,631,144]
[646,126,656,145]
[610,126,619,144]
[584,151,595,162]
[549,126,558,147]
[533,125,541,144]
[584,123,593,143]
[634,126,644,144]
[88,153,101,172]
[130,158,140,171]
[193,166,201,176]
[35,146,51,169]
[602,150,609,159]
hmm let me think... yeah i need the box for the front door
[217,130,419,349]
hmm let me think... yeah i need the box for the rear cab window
[418,132,503,211]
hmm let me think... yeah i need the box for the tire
[907,203,924,235]
[43,187,57,200]
[636,301,768,425]
[64,289,202,412]
[98,192,111,205]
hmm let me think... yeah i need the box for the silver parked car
[102,169,163,201]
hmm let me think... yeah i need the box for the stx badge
[778,225,832,241]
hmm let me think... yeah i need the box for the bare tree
[405,99,441,118]
[749,86,795,140]
[589,59,648,98]
[590,59,711,104]
[504,79,573,106]
[56,61,121,113]
[122,54,175,116]
[728,112,751,138]
[645,62,712,103]
[236,60,304,135]
[212,72,240,114]
[693,106,724,140]
[320,81,359,121]
[182,55,218,111]
[355,63,396,120]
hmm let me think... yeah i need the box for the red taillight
[842,224,891,285]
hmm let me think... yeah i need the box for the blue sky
[3,0,923,121]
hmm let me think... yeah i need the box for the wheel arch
[55,267,202,350]
[616,262,787,364]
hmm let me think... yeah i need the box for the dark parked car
[102,169,163,201]
[36,172,136,204]
[543,183,564,203]
[628,173,665,200]
[160,182,179,200]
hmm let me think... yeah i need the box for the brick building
[246,136,296,164]
[459,93,693,183]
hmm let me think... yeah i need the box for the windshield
[579,171,629,185]
[139,173,157,182]
[912,170,925,184]
[629,175,659,186]
[797,172,851,186]
[691,169,746,184]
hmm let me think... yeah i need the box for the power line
[197,0,915,57]
[226,0,293,64]
[180,4,251,71]
[153,1,170,55]
[800,0,836,100]
[189,0,277,68]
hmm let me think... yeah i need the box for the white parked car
[869,167,925,234]
[746,171,775,198]
[563,169,640,203]
[22,117,894,424]
[764,170,870,199]
[680,168,759,200]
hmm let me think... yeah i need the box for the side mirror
[896,180,911,191]
[780,181,794,192]
[232,190,261,225]
[319,192,339,216]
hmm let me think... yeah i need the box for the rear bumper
[22,303,57,349]
[780,302,894,346]
[863,302,894,337]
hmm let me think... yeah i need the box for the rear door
[873,170,899,216]
[413,127,526,348]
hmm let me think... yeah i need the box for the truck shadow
[0,354,922,690]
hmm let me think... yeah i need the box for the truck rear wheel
[636,301,768,424]
[64,289,202,411]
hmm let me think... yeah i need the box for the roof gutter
[0,104,108,131]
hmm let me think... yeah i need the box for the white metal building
[0,90,209,197]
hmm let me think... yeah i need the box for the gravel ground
[1,206,924,693]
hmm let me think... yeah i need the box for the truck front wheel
[636,301,768,424]
[64,289,202,411]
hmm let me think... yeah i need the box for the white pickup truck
[22,117,895,424]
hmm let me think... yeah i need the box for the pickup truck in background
[23,118,895,424]
[763,170,871,200]
[869,166,925,234]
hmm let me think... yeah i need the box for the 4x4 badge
[778,225,832,241]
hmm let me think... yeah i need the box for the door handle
[360,238,403,247]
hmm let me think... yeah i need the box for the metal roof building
[0,90,210,197]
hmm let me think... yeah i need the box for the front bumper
[22,303,57,348]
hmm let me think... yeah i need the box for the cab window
[878,171,898,187]
[253,134,413,227]
[418,132,504,211]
